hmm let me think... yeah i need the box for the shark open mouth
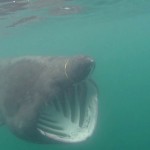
[36,79,98,143]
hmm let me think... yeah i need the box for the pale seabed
[0,0,150,150]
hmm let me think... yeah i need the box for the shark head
[0,56,98,144]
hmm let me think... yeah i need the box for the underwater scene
[0,0,150,150]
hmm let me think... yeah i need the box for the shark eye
[36,79,98,143]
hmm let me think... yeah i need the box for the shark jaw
[36,79,98,143]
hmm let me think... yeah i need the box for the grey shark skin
[0,56,98,144]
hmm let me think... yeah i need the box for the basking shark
[0,56,98,143]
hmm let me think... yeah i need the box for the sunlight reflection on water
[0,0,150,28]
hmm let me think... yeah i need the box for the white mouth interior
[37,79,98,143]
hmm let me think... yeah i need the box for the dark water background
[0,0,150,149]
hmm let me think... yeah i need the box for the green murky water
[0,0,150,149]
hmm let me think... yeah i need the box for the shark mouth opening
[36,79,98,143]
